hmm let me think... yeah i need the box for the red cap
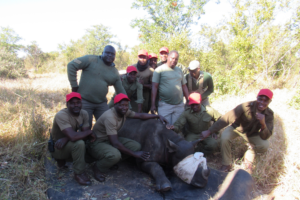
[126,66,137,73]
[148,53,158,59]
[159,47,169,53]
[188,93,202,105]
[114,93,130,104]
[138,49,148,56]
[66,92,82,102]
[257,89,273,100]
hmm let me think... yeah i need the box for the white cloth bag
[173,152,207,184]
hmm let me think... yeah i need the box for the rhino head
[166,138,210,188]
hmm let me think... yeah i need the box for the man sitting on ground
[87,93,168,182]
[50,92,96,185]
[108,66,144,113]
[201,89,274,173]
[166,93,222,154]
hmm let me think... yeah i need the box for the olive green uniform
[108,74,144,112]
[50,109,90,174]
[185,72,214,106]
[173,105,222,153]
[88,108,141,173]
[68,55,127,126]
[208,101,274,165]
[132,64,154,113]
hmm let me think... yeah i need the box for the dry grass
[0,73,299,199]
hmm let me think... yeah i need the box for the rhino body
[118,118,210,191]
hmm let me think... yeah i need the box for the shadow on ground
[45,153,255,200]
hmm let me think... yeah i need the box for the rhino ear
[167,139,179,153]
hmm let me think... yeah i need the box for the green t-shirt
[67,55,126,104]
[152,64,187,105]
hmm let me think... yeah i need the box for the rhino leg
[139,161,172,192]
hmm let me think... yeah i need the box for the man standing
[157,47,169,67]
[132,49,154,113]
[67,45,127,127]
[151,50,189,124]
[185,60,214,106]
[201,89,274,173]
[148,53,158,69]
[88,93,168,182]
[166,93,221,154]
[50,92,96,185]
[108,66,144,113]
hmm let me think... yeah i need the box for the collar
[111,107,124,120]
[250,101,271,115]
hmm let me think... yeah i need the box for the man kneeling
[202,89,274,173]
[88,93,168,182]
[50,92,95,185]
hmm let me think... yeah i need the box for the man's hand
[166,124,174,130]
[72,87,79,92]
[256,113,266,130]
[55,138,69,150]
[150,105,157,114]
[201,130,211,139]
[134,151,150,161]
[158,115,168,124]
[89,132,97,143]
[211,133,218,140]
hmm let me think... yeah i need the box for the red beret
[126,66,137,73]
[114,93,130,104]
[148,53,158,59]
[66,92,82,102]
[159,47,169,53]
[257,89,273,100]
[138,49,148,56]
[188,93,202,105]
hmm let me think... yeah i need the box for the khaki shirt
[173,105,222,135]
[132,64,154,86]
[51,108,90,141]
[209,101,274,139]
[92,108,135,141]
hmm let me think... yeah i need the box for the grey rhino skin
[118,118,210,192]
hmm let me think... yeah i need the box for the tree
[25,41,45,71]
[0,27,22,53]
[131,0,208,66]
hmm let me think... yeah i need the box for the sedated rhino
[118,118,210,192]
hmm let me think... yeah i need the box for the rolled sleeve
[152,71,160,83]
[104,118,118,136]
[55,113,72,131]
[126,110,136,118]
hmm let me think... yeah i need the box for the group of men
[50,45,274,186]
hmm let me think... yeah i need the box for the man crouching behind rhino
[87,93,168,182]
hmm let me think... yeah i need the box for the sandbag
[173,152,207,184]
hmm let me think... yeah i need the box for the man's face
[115,100,129,116]
[256,95,271,112]
[191,103,201,113]
[189,68,201,79]
[160,51,168,62]
[149,58,157,69]
[67,98,82,115]
[167,52,179,68]
[102,46,116,64]
[138,55,148,65]
[127,71,137,83]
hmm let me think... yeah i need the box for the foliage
[0,27,27,78]
[289,87,300,110]
[131,0,208,66]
